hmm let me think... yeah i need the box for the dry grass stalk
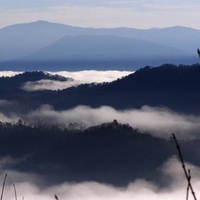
[13,184,18,200]
[0,174,7,200]
[54,194,59,200]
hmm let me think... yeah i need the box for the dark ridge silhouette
[0,120,198,186]
[1,64,200,113]
[35,63,200,114]
[0,121,200,186]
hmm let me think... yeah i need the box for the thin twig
[54,194,59,200]
[0,174,7,200]
[172,133,197,200]
[13,184,18,200]
[186,169,191,200]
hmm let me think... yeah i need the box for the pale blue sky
[1,0,200,29]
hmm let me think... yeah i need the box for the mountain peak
[31,20,50,24]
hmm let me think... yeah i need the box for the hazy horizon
[1,19,200,30]
[1,0,200,29]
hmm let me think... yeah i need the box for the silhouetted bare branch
[172,133,197,200]
[0,174,7,200]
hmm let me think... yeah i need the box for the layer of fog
[1,157,200,200]
[22,70,132,91]
[48,70,132,83]
[0,70,132,91]
[26,105,200,139]
[0,71,23,77]
[22,79,76,91]
[0,100,14,107]
[1,103,200,139]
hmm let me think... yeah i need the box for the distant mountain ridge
[0,20,199,70]
[24,35,187,61]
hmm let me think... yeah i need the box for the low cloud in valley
[0,71,22,77]
[22,70,132,91]
[25,105,200,139]
[0,70,132,91]
[0,157,199,200]
[0,104,199,139]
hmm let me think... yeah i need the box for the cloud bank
[48,70,132,84]
[0,71,22,77]
[22,70,132,91]
[0,157,200,200]
[22,79,76,91]
[1,100,200,139]
[22,105,200,139]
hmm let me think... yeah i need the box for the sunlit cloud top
[0,0,200,29]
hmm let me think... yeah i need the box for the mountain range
[0,21,199,70]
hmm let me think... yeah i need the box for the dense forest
[0,120,199,186]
